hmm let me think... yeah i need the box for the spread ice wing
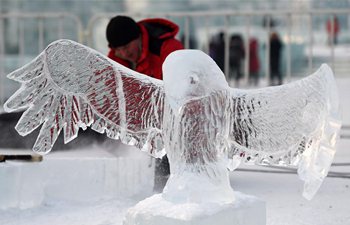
[226,64,341,199]
[4,39,165,156]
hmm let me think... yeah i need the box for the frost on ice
[4,39,341,202]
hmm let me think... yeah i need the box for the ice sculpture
[4,40,341,206]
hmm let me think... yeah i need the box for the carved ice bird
[4,39,341,202]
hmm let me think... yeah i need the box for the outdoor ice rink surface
[1,77,349,225]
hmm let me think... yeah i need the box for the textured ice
[0,161,44,209]
[4,39,341,201]
[0,147,153,210]
[123,192,266,225]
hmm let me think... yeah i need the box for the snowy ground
[232,140,350,225]
[1,139,349,225]
[0,77,349,225]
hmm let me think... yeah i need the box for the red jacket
[249,38,259,73]
[108,18,184,80]
[326,18,340,35]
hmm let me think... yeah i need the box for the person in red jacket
[106,15,184,80]
[326,16,340,45]
[106,15,184,193]
[248,37,260,86]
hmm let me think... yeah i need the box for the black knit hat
[106,16,141,48]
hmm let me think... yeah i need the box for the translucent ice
[124,192,266,225]
[4,40,341,202]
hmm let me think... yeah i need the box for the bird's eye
[189,74,199,84]
[190,77,196,84]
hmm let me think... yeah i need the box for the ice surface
[2,139,349,225]
[162,50,341,201]
[2,71,350,225]
[0,161,44,209]
[3,40,341,204]
[0,146,153,210]
[4,39,165,157]
[123,192,265,225]
[162,49,229,112]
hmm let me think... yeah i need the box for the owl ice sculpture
[4,39,341,203]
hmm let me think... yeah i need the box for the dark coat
[270,34,283,74]
[229,34,245,67]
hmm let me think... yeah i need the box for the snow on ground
[231,141,350,225]
[1,138,349,225]
[1,197,136,225]
[0,76,349,225]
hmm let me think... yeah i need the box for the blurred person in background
[209,31,225,72]
[326,16,340,45]
[106,15,184,192]
[229,34,245,87]
[181,34,197,49]
[269,32,283,86]
[248,37,260,87]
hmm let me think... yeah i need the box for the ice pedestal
[124,160,266,225]
[0,147,154,209]
[0,161,44,209]
[123,192,266,225]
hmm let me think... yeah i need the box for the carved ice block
[123,192,266,225]
[0,161,44,209]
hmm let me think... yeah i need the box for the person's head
[106,15,142,63]
[270,32,279,40]
[218,31,225,40]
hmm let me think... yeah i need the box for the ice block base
[123,192,266,225]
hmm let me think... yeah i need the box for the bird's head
[162,49,229,112]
